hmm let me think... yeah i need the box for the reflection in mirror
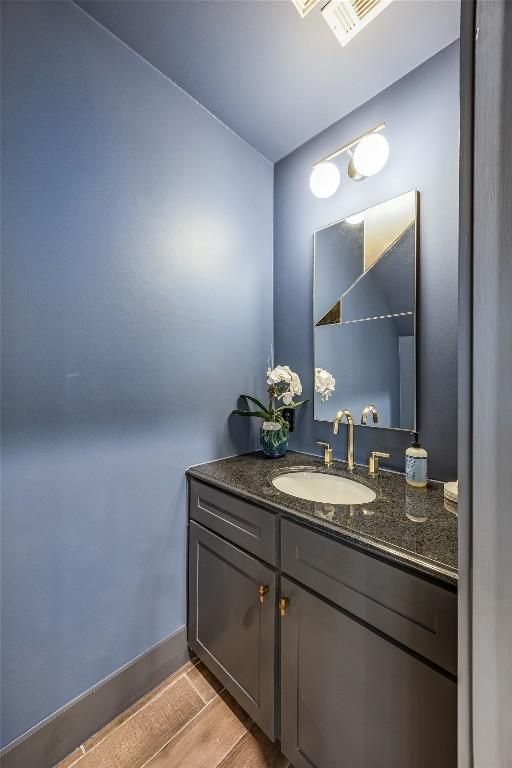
[314,190,417,430]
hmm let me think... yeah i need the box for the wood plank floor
[55,659,290,768]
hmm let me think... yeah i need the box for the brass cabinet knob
[279,597,290,617]
[258,584,269,604]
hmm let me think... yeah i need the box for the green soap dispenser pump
[405,432,428,488]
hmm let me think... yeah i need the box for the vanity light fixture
[351,132,390,177]
[309,122,389,197]
[309,161,341,198]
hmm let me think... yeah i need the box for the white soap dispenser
[405,432,428,488]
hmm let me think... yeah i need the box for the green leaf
[231,409,270,420]
[239,394,268,412]
[276,399,309,412]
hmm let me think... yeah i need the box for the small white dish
[444,481,458,503]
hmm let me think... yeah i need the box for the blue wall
[1,6,459,747]
[274,42,459,481]
[0,1,273,747]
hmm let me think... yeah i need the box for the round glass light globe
[309,162,340,198]
[352,134,390,177]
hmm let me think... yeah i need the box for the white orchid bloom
[290,371,303,396]
[267,364,303,406]
[262,421,282,431]
[267,365,293,385]
[315,368,336,402]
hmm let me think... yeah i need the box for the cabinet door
[280,577,456,768]
[188,521,277,740]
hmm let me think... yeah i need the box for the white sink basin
[272,471,376,505]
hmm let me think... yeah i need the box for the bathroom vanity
[186,451,457,768]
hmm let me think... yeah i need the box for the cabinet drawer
[281,518,457,675]
[189,479,277,565]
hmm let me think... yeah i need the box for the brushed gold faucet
[361,404,379,425]
[316,441,333,467]
[333,409,354,472]
[368,450,390,476]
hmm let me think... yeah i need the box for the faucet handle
[361,404,379,425]
[317,441,333,467]
[369,451,390,476]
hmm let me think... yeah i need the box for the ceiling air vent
[292,0,323,18]
[321,0,394,46]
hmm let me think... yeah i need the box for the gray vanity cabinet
[188,520,277,740]
[280,576,457,768]
[187,476,457,766]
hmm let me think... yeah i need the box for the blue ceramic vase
[260,423,289,458]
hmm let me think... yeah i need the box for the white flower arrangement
[315,367,336,402]
[232,365,307,428]
[266,365,303,406]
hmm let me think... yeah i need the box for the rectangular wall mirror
[314,190,418,430]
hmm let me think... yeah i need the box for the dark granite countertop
[187,451,458,587]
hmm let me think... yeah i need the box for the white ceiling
[78,0,460,162]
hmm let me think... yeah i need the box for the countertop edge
[186,460,458,589]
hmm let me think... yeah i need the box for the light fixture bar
[313,122,386,167]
